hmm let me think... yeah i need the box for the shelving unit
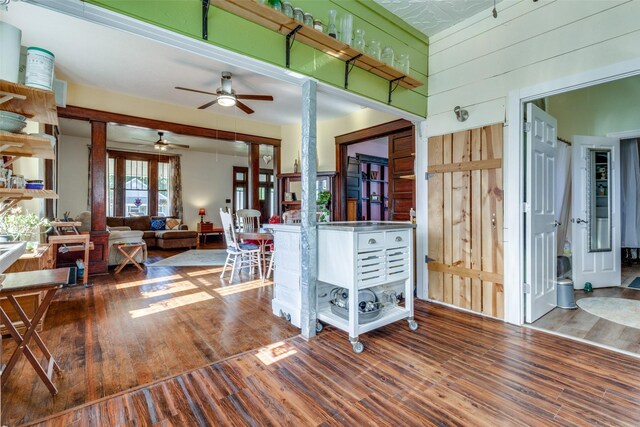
[359,154,388,221]
[0,81,59,215]
[277,172,336,217]
[211,0,423,101]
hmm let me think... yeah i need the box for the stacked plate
[0,111,27,133]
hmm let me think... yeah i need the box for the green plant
[0,207,51,242]
[317,190,331,223]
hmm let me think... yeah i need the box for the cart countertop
[317,221,416,231]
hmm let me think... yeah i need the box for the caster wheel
[408,320,418,331]
[315,321,324,333]
[352,341,364,354]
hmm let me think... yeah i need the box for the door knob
[573,218,588,224]
[553,221,561,227]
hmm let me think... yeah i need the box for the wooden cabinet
[359,155,389,221]
[1,244,55,335]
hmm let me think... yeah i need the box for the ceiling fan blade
[236,94,274,101]
[175,86,218,96]
[198,99,218,110]
[166,143,190,149]
[236,100,254,114]
[132,137,153,142]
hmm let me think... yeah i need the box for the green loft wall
[548,74,640,139]
[84,0,428,117]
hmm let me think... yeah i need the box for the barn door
[389,129,416,220]
[427,124,504,318]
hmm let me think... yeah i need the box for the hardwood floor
[532,286,640,354]
[1,242,299,426]
[25,301,640,426]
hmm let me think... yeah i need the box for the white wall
[427,0,640,136]
[347,138,389,159]
[57,134,90,216]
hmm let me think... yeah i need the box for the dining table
[236,228,274,273]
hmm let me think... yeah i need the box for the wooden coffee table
[113,242,145,274]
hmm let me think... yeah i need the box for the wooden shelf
[0,189,58,200]
[0,132,55,159]
[281,200,301,205]
[0,80,58,126]
[211,0,423,90]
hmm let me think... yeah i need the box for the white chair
[236,209,261,231]
[220,209,262,283]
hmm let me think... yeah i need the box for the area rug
[576,297,640,329]
[147,249,227,267]
[628,277,640,289]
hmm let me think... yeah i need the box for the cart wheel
[408,320,418,331]
[315,321,324,333]
[352,341,364,354]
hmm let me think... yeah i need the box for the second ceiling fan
[175,71,273,114]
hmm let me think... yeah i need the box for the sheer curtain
[620,138,640,248]
[169,156,183,219]
[555,141,572,254]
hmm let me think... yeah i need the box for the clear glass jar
[281,1,293,18]
[303,13,313,27]
[368,40,381,60]
[293,7,304,23]
[381,46,394,66]
[353,28,365,52]
[313,19,323,32]
[339,13,353,45]
[327,9,337,38]
[396,53,410,75]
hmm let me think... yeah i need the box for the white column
[300,79,318,339]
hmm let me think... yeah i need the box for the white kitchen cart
[316,222,417,353]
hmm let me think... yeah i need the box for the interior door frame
[506,58,640,325]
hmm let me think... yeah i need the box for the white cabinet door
[525,103,558,323]
[572,136,620,289]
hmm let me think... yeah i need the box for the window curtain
[170,156,183,219]
[555,141,572,255]
[620,138,640,248]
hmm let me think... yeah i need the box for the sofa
[106,215,197,249]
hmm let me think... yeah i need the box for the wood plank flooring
[29,301,640,427]
[1,244,299,426]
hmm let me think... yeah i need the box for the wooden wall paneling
[427,135,444,301]
[481,124,504,318]
[248,143,260,209]
[148,160,159,215]
[115,157,125,216]
[451,130,471,309]
[442,133,453,304]
[470,128,483,313]
[90,121,109,275]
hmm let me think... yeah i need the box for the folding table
[0,268,70,395]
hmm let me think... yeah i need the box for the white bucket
[0,22,22,83]
[25,47,55,90]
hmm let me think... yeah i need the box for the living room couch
[106,215,197,249]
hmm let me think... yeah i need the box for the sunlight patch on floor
[129,291,214,318]
[140,280,198,298]
[185,267,224,277]
[255,341,297,366]
[214,279,272,296]
[115,274,182,289]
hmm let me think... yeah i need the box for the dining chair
[219,209,262,283]
[236,209,261,232]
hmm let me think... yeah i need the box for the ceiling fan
[133,131,190,151]
[175,71,274,114]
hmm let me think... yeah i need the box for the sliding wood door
[427,124,504,318]
[389,129,415,221]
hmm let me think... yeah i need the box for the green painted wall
[548,75,640,139]
[84,0,428,117]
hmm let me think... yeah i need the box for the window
[107,150,172,217]
[233,167,247,212]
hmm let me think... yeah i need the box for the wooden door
[427,124,504,318]
[389,129,415,221]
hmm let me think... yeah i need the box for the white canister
[0,22,22,83]
[25,47,55,90]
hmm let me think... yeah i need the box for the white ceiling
[1,2,363,126]
[59,118,273,157]
[374,0,501,37]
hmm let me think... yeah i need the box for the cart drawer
[386,230,410,247]
[357,232,384,250]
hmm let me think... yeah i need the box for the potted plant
[317,190,331,223]
[0,207,51,251]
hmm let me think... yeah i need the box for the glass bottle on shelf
[327,9,337,38]
[381,46,394,66]
[396,53,410,75]
[293,7,304,23]
[339,13,353,45]
[368,40,381,60]
[303,13,314,27]
[313,19,323,32]
[281,1,293,18]
[268,0,282,12]
[353,28,365,52]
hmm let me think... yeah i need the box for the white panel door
[525,103,558,323]
[572,136,620,289]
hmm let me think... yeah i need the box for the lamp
[454,106,469,122]
[198,208,206,223]
[217,93,237,107]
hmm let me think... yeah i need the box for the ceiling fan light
[218,94,236,107]
[154,144,160,150]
